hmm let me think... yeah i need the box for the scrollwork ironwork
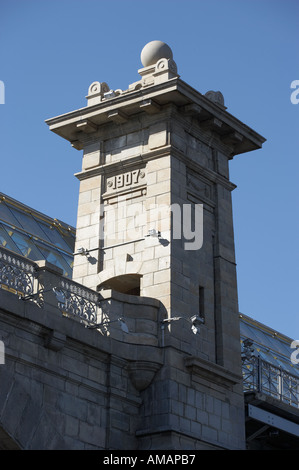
[0,249,35,296]
[56,280,98,326]
[0,247,100,327]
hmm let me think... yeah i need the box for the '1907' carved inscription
[106,169,145,191]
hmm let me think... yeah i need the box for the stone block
[201,424,218,444]
[147,180,170,197]
[79,422,106,448]
[78,190,92,205]
[82,150,101,170]
[79,175,101,192]
[65,416,79,438]
[76,214,91,229]
[153,269,170,285]
[148,123,168,150]
[57,393,87,421]
[209,413,221,430]
[190,420,202,437]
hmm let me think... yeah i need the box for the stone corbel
[71,140,84,150]
[221,131,243,146]
[107,110,128,124]
[200,117,223,132]
[76,119,98,134]
[140,99,161,114]
[182,104,210,122]
[127,361,162,391]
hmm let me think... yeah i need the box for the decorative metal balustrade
[55,279,99,326]
[242,354,299,409]
[0,246,100,327]
[0,248,36,297]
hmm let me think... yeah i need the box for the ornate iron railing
[0,248,36,297]
[55,279,99,326]
[0,246,100,327]
[242,354,299,409]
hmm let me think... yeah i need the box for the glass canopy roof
[0,192,75,277]
[240,313,299,378]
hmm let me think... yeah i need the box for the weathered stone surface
[0,41,266,450]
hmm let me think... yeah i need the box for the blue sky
[0,0,298,338]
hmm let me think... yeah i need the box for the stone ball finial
[141,40,173,67]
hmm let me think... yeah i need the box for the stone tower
[46,41,265,449]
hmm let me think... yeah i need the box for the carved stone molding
[86,81,110,107]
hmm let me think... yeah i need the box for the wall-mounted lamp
[146,229,161,238]
[161,315,204,346]
[190,315,204,335]
[74,247,90,257]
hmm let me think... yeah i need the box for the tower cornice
[45,76,265,157]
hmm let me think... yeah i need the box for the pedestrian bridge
[240,314,299,449]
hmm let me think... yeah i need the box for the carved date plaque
[106,169,145,192]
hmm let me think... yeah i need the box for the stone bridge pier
[0,40,265,450]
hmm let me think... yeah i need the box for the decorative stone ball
[140,41,173,67]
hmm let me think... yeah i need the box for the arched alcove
[99,273,142,296]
